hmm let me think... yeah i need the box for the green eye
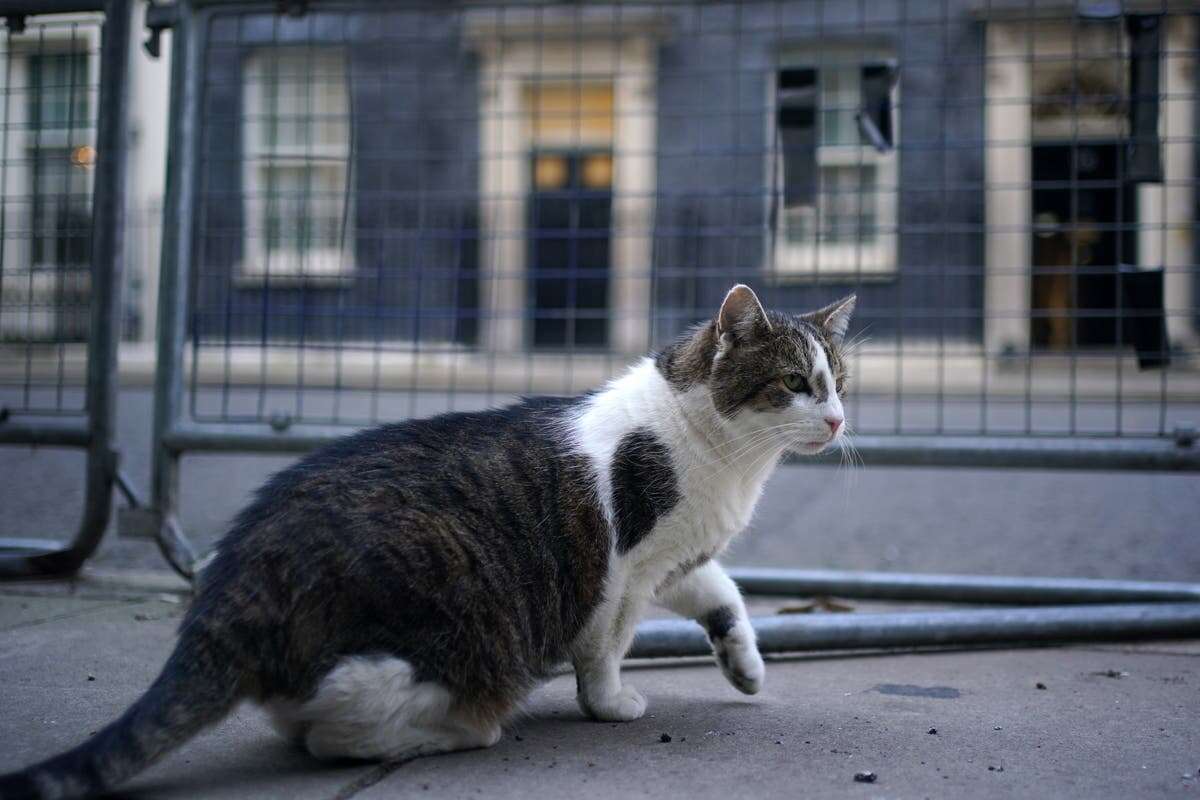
[783,373,810,394]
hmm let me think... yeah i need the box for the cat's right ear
[716,284,771,344]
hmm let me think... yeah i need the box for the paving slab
[2,575,1199,799]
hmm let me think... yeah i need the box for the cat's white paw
[579,685,647,722]
[715,638,765,695]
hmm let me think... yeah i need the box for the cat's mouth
[792,437,836,455]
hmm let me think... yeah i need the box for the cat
[0,284,855,800]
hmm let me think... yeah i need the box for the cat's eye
[783,373,810,394]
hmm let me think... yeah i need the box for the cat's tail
[0,625,244,800]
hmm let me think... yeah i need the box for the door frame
[469,21,657,354]
[983,15,1196,355]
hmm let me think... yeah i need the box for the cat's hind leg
[264,699,308,744]
[294,656,503,762]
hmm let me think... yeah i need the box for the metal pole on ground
[728,568,1200,605]
[628,603,1200,659]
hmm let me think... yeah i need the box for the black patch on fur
[703,606,738,640]
[655,323,718,392]
[610,428,680,554]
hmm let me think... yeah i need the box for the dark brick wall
[648,1,986,345]
[193,9,480,345]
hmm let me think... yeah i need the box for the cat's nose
[824,416,843,435]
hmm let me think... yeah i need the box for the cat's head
[657,284,856,455]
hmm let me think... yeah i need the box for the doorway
[527,150,612,349]
[1030,141,1136,350]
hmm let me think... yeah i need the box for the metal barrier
[631,602,1200,658]
[0,0,129,577]
[138,0,1200,579]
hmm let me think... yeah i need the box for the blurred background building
[1,2,1197,437]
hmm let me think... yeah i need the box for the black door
[1031,142,1136,349]
[527,150,612,349]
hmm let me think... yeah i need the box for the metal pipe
[161,422,1200,472]
[0,418,91,447]
[728,567,1200,605]
[0,1,105,13]
[804,434,1200,472]
[149,0,201,580]
[628,603,1200,659]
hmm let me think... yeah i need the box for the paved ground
[0,574,1198,799]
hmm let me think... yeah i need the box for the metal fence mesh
[0,13,102,418]
[177,1,1198,440]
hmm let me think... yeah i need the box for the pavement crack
[0,598,145,633]
[1075,645,1200,658]
[327,760,409,800]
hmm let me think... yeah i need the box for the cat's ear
[805,295,857,346]
[716,284,771,343]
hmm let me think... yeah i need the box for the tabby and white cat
[0,284,855,800]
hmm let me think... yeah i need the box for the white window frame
[767,51,898,281]
[0,21,99,272]
[0,18,100,340]
[239,48,353,285]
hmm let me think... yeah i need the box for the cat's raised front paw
[579,685,647,722]
[716,640,765,695]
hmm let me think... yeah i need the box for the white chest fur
[568,359,780,586]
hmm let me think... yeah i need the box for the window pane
[29,52,90,131]
[261,164,345,256]
[522,82,615,146]
[784,164,876,245]
[255,50,349,153]
[819,65,859,146]
[825,164,876,242]
[31,148,91,267]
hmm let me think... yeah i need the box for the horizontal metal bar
[806,435,1200,472]
[163,422,348,453]
[628,603,1200,659]
[0,1,104,14]
[0,418,91,448]
[728,568,1200,605]
[164,423,1200,471]
[183,0,1200,12]
[0,538,67,554]
[0,538,71,578]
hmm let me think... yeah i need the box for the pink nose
[824,416,843,435]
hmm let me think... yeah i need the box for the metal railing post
[0,0,130,578]
[149,0,200,579]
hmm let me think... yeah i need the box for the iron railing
[0,0,129,577]
[141,0,1200,577]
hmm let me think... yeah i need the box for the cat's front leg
[573,650,647,722]
[572,595,648,722]
[656,559,764,695]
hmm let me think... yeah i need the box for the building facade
[3,2,1196,363]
